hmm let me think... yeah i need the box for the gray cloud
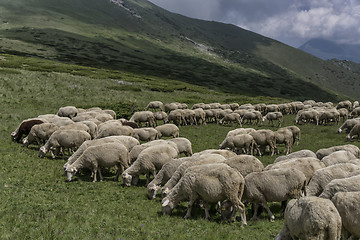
[148,0,360,47]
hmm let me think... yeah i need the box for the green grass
[0,54,359,239]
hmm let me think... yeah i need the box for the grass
[0,54,358,239]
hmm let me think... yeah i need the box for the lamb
[249,129,277,156]
[331,191,360,239]
[219,134,256,155]
[321,150,358,166]
[94,125,135,139]
[56,106,78,119]
[346,122,360,141]
[274,149,316,164]
[39,130,91,158]
[279,126,301,146]
[133,128,159,142]
[167,137,193,157]
[316,144,360,159]
[262,112,283,127]
[224,155,264,177]
[64,136,140,169]
[11,118,48,142]
[145,101,164,111]
[153,111,168,125]
[319,175,360,199]
[66,142,129,182]
[219,113,242,126]
[147,157,193,200]
[242,168,307,221]
[22,123,59,148]
[337,118,360,133]
[307,163,360,196]
[276,196,342,240]
[129,111,156,127]
[155,124,179,138]
[274,128,293,155]
[122,144,179,186]
[161,163,247,226]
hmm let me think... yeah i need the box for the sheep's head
[122,172,132,187]
[66,167,78,182]
[39,146,47,158]
[147,184,160,200]
[10,131,17,141]
[22,137,29,147]
[337,128,343,134]
[162,187,170,198]
[346,134,353,141]
[161,198,174,215]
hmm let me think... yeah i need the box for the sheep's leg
[97,168,104,182]
[250,203,259,221]
[92,168,97,182]
[184,194,198,219]
[261,202,275,222]
[203,202,211,221]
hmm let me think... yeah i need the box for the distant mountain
[1,0,360,101]
[299,38,360,63]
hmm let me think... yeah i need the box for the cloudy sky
[148,0,360,47]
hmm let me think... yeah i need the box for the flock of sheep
[10,99,360,240]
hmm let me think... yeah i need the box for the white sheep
[155,124,179,138]
[133,128,159,142]
[192,149,237,159]
[129,140,176,164]
[321,150,358,166]
[276,196,342,240]
[153,111,168,125]
[274,128,293,155]
[274,149,316,164]
[122,144,179,186]
[161,163,247,226]
[262,111,283,127]
[94,125,135,139]
[79,120,98,139]
[249,129,277,156]
[66,142,129,182]
[193,108,206,125]
[22,123,59,148]
[224,155,264,177]
[219,134,256,155]
[226,128,255,138]
[319,175,360,199]
[307,163,360,196]
[295,110,319,125]
[337,118,360,133]
[56,106,78,119]
[242,111,262,125]
[145,101,164,111]
[280,125,301,146]
[316,144,360,159]
[331,191,360,239]
[219,113,242,126]
[167,137,193,156]
[346,122,360,141]
[39,130,91,158]
[129,111,156,127]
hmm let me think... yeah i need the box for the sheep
[56,106,78,119]
[22,123,59,148]
[349,106,360,119]
[118,119,139,129]
[346,122,360,141]
[165,103,179,113]
[60,122,90,135]
[94,125,135,139]
[161,163,247,226]
[249,129,277,156]
[11,118,48,142]
[242,168,307,221]
[276,196,342,240]
[66,142,129,182]
[337,118,360,133]
[97,120,122,133]
[64,136,140,169]
[295,110,319,125]
[129,111,156,127]
[229,103,240,110]
[133,128,159,142]
[122,144,179,186]
[224,155,264,177]
[336,100,352,111]
[193,108,206,125]
[265,104,279,114]
[167,109,183,126]
[319,175,360,199]
[79,120,98,139]
[274,149,316,163]
[306,163,360,196]
[219,113,242,126]
[145,101,164,111]
[242,111,262,125]
[262,112,283,127]
[39,130,91,158]
[95,112,114,122]
[337,108,349,122]
[192,149,237,159]
[318,110,340,125]
[204,109,217,123]
[167,137,193,157]
[321,150,358,166]
[153,111,168,125]
[331,191,360,239]
[191,103,205,110]
[280,126,301,146]
[274,128,293,155]
[147,157,193,200]
[155,124,179,138]
[182,109,196,125]
[129,140,174,164]
[102,109,116,119]
[316,144,360,159]
[219,134,256,155]
[226,128,255,138]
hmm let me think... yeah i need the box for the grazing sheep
[226,128,255,138]
[318,110,340,125]
[153,111,168,125]
[243,168,307,221]
[274,149,316,163]
[11,118,48,142]
[250,129,277,156]
[167,109,183,126]
[79,120,98,139]
[193,108,206,125]
[192,149,237,159]
[133,128,159,142]
[129,140,175,164]
[94,125,135,139]
[349,107,360,119]
[331,191,360,239]
[66,142,129,182]
[23,123,59,148]
[167,137,193,157]
[307,163,360,196]
[56,106,78,119]
[145,101,164,111]
[262,112,283,127]
[337,108,349,122]
[274,128,293,155]
[60,122,90,135]
[39,130,91,158]
[279,126,301,146]
[97,120,122,132]
[276,197,342,240]
[102,109,116,119]
[165,103,179,113]
[224,155,264,177]
[204,109,217,123]
[122,144,179,186]
[219,134,256,155]
[64,136,140,170]
[242,111,262,125]
[316,144,360,159]
[155,124,179,138]
[130,111,156,127]
[119,119,139,129]
[321,150,358,166]
[337,118,360,133]
[147,157,192,200]
[265,104,279,114]
[319,175,360,199]
[182,109,196,125]
[219,113,242,126]
[161,163,247,226]
[346,122,360,141]
[295,110,319,125]
[336,100,352,111]
[95,112,114,122]
[229,103,240,110]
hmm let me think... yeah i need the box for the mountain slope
[0,0,358,101]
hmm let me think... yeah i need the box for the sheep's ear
[162,199,170,207]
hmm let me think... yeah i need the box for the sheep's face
[66,167,78,182]
[262,116,266,122]
[22,137,29,147]
[122,173,132,187]
[147,185,160,200]
[161,198,174,215]
[346,134,352,141]
[337,128,343,133]
[39,146,47,158]
[11,131,17,141]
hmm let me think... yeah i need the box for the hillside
[0,0,359,101]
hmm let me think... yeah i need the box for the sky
[148,0,360,47]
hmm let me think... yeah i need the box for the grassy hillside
[0,0,357,101]
[0,54,359,239]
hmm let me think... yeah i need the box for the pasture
[0,54,357,239]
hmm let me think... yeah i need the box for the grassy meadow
[0,54,358,239]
